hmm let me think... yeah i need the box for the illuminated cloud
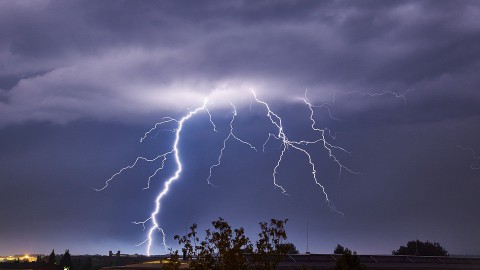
[0,1,479,125]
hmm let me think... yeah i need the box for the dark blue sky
[1,0,480,256]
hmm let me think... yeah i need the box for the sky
[1,0,480,257]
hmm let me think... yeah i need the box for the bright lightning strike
[458,145,480,170]
[140,100,215,256]
[97,91,360,255]
[252,90,357,213]
[96,99,215,256]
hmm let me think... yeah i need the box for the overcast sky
[1,0,480,256]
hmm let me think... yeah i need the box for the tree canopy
[333,245,366,270]
[173,218,252,270]
[60,249,72,270]
[280,243,299,255]
[168,217,291,270]
[48,249,56,265]
[334,244,347,255]
[253,218,289,270]
[392,240,448,256]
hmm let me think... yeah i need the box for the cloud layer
[1,0,480,125]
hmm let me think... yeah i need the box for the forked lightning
[97,91,360,256]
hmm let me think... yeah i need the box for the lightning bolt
[252,90,357,213]
[336,88,413,106]
[207,103,257,187]
[140,100,217,256]
[96,99,215,256]
[97,90,360,255]
[458,145,480,170]
[94,153,171,192]
[140,117,178,143]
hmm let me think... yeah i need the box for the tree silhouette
[334,248,366,270]
[48,250,56,265]
[163,249,181,270]
[211,218,252,269]
[392,240,448,256]
[60,249,72,270]
[251,218,289,270]
[174,217,252,270]
[334,244,347,254]
[171,218,290,270]
[280,243,299,254]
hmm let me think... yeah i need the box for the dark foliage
[48,250,56,265]
[173,217,252,270]
[163,249,181,270]
[280,243,299,254]
[171,217,290,270]
[392,240,448,256]
[334,244,347,255]
[252,219,289,270]
[60,249,72,269]
[334,248,366,270]
[82,257,93,270]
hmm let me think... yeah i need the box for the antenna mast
[306,218,310,254]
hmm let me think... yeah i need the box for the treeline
[30,250,146,270]
[164,217,450,270]
[164,218,292,270]
[392,240,448,256]
[35,250,91,270]
[4,218,449,270]
[164,218,368,270]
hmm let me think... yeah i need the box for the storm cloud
[1,1,480,124]
[1,0,480,256]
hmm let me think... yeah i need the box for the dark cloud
[1,0,479,124]
[1,0,480,257]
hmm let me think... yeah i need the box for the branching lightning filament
[458,145,480,170]
[336,88,414,106]
[96,91,362,255]
[207,103,257,187]
[252,90,358,214]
